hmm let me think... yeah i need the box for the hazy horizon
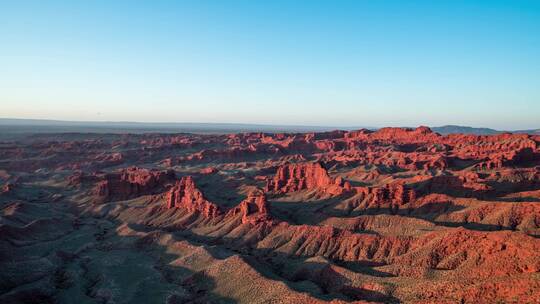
[2,1,540,129]
[1,116,538,133]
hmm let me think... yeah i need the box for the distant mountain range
[431,125,501,135]
[431,125,540,135]
[0,118,538,136]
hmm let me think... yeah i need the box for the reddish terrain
[1,127,540,303]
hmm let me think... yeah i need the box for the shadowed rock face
[94,167,176,202]
[1,127,540,303]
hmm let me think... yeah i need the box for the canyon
[1,127,539,303]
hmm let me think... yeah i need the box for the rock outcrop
[166,176,221,218]
[265,162,350,195]
[346,126,440,143]
[227,190,271,225]
[342,183,417,213]
[94,167,175,202]
[480,147,540,169]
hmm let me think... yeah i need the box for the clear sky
[1,0,539,129]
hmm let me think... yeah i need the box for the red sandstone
[166,176,221,217]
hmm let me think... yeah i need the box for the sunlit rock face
[1,129,540,303]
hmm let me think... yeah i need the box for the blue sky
[1,0,539,129]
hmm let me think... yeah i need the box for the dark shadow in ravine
[45,215,236,303]
[334,260,396,278]
[1,180,227,303]
[107,220,237,304]
[493,196,540,203]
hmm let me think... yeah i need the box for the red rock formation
[394,228,540,277]
[1,182,14,194]
[373,183,416,206]
[438,202,540,235]
[5,128,540,304]
[227,190,271,224]
[447,133,537,162]
[415,175,488,197]
[306,130,347,141]
[95,167,175,201]
[344,128,373,139]
[479,147,539,169]
[347,183,416,212]
[166,176,220,218]
[408,193,455,214]
[199,167,218,174]
[367,126,440,143]
[265,162,349,195]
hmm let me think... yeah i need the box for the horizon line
[3,117,536,132]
